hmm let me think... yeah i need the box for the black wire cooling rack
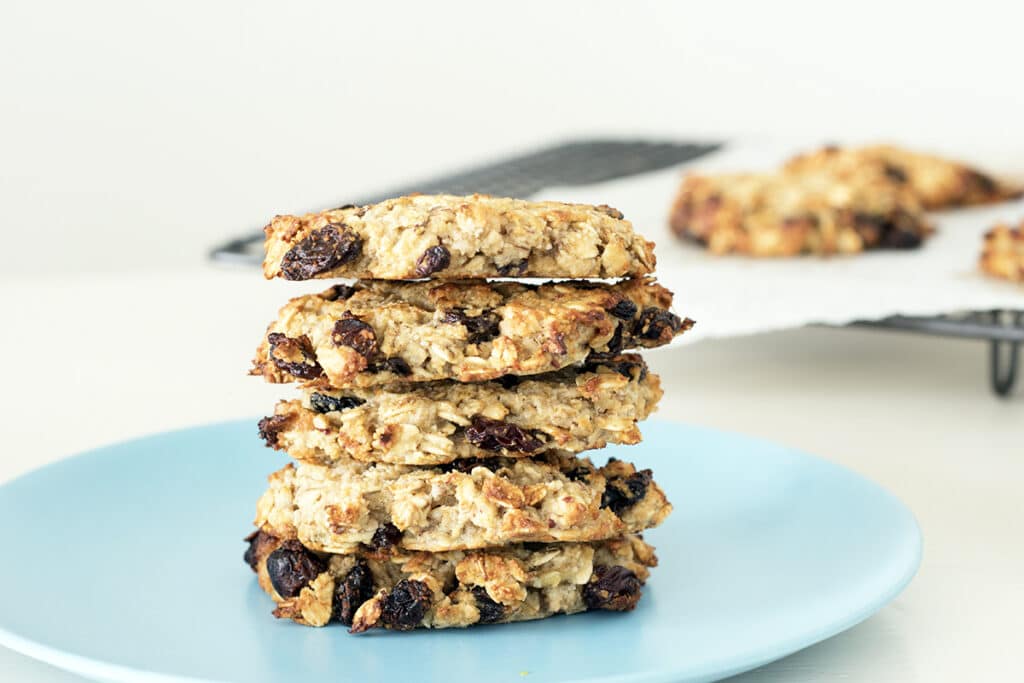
[209,139,1023,397]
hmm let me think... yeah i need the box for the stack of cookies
[243,195,692,632]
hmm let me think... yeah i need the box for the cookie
[784,144,1022,209]
[669,170,934,256]
[250,278,691,389]
[262,194,656,281]
[259,354,661,466]
[244,528,657,631]
[980,222,1024,282]
[255,455,671,553]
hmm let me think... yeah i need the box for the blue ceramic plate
[0,420,920,683]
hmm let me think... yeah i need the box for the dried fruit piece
[852,212,922,249]
[415,245,451,277]
[583,353,648,380]
[603,323,624,354]
[309,393,364,414]
[632,308,683,342]
[465,416,544,454]
[472,586,505,623]
[379,579,433,630]
[441,308,502,344]
[280,224,363,280]
[332,561,374,626]
[265,540,327,598]
[243,530,261,571]
[267,333,323,380]
[370,523,402,550]
[565,465,592,482]
[368,357,412,376]
[440,457,504,474]
[496,259,528,276]
[321,284,357,301]
[582,565,642,611]
[882,163,907,183]
[608,298,638,320]
[258,414,293,448]
[596,204,625,219]
[601,469,653,515]
[331,317,378,358]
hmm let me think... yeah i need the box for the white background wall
[2,0,1021,274]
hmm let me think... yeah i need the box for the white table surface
[1,268,1021,682]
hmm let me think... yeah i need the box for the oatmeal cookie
[244,528,657,630]
[255,455,671,553]
[262,194,656,281]
[669,170,933,256]
[259,354,662,466]
[784,144,1022,209]
[250,278,691,388]
[980,222,1024,282]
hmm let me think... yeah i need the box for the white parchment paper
[538,141,1024,343]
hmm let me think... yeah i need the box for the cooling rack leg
[987,313,1019,397]
[989,338,1020,398]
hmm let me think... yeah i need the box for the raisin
[442,308,502,344]
[243,530,262,571]
[267,333,323,380]
[496,259,528,276]
[321,284,357,301]
[632,308,682,342]
[604,323,624,354]
[332,204,356,211]
[465,416,544,454]
[882,229,922,249]
[368,357,412,376]
[595,204,625,220]
[280,224,362,280]
[601,469,652,515]
[854,212,922,250]
[584,353,647,380]
[882,164,908,183]
[309,392,364,414]
[371,523,402,550]
[415,245,451,276]
[565,466,592,482]
[265,540,326,598]
[608,298,638,320]
[440,457,504,474]
[472,586,505,624]
[963,169,997,195]
[257,414,292,448]
[331,317,378,358]
[332,560,374,626]
[379,579,432,630]
[582,565,642,611]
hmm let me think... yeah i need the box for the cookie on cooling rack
[980,222,1024,282]
[669,170,933,256]
[784,144,1022,209]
